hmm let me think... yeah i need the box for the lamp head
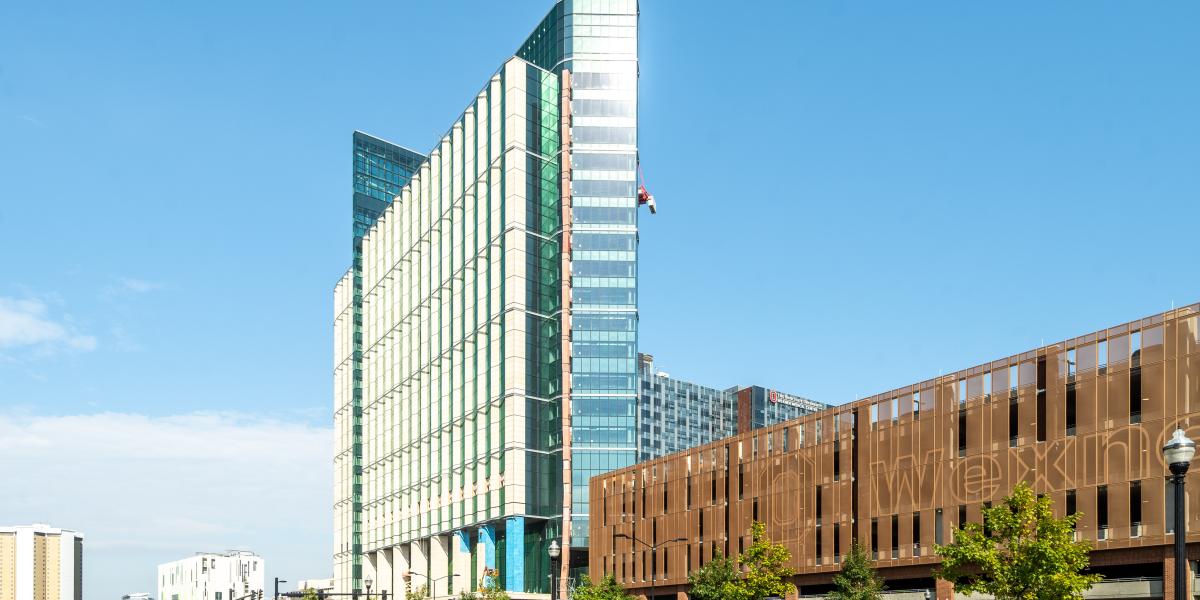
[548,539,561,559]
[364,578,373,591]
[1164,428,1196,470]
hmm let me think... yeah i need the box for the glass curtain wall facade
[336,133,425,593]
[336,2,640,594]
[637,355,734,462]
[518,0,641,550]
[348,58,567,598]
[637,354,826,462]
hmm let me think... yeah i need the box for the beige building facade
[0,525,83,600]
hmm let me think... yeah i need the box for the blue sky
[1,1,1198,598]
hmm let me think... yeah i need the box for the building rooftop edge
[603,301,1200,475]
[351,130,426,159]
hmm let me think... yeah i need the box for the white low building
[294,580,333,594]
[157,551,264,600]
[297,580,336,595]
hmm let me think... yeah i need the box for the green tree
[935,481,1102,600]
[687,549,740,600]
[573,574,633,600]
[826,540,884,600]
[459,578,509,600]
[406,584,429,600]
[731,522,796,600]
[300,589,320,600]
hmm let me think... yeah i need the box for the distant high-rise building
[636,354,825,461]
[334,1,641,596]
[334,133,425,593]
[156,551,263,600]
[0,524,83,600]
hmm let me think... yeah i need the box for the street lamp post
[365,578,373,600]
[548,540,561,600]
[614,532,689,582]
[406,572,458,598]
[1164,428,1196,600]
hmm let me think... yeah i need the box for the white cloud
[0,412,333,600]
[116,278,163,294]
[0,297,97,352]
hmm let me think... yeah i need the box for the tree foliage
[687,550,740,600]
[733,522,796,600]
[300,589,320,600]
[826,540,884,600]
[458,578,509,600]
[405,585,429,600]
[934,482,1102,600]
[573,574,633,600]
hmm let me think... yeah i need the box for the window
[984,372,993,400]
[815,525,822,564]
[1131,330,1142,367]
[1131,481,1142,536]
[1166,479,1177,534]
[959,378,966,405]
[1130,366,1142,424]
[958,410,968,457]
[687,474,693,509]
[913,392,921,421]
[1067,348,1077,381]
[891,397,899,424]
[913,513,922,556]
[834,523,841,561]
[816,485,823,525]
[1066,383,1077,436]
[833,445,841,481]
[871,518,879,559]
[959,505,967,528]
[1097,485,1109,539]
[1009,395,1019,447]
[752,498,759,521]
[1066,489,1077,524]
[1036,358,1047,442]
[891,515,899,558]
[1098,339,1108,369]
[870,403,878,426]
[738,464,744,500]
[935,508,944,545]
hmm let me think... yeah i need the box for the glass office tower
[518,0,641,551]
[335,133,424,593]
[335,2,638,596]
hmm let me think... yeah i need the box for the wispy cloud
[0,411,333,599]
[101,277,165,299]
[0,297,97,352]
[116,278,163,293]
[17,114,45,128]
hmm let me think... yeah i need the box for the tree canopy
[935,481,1102,600]
[573,574,634,600]
[826,540,884,600]
[687,549,739,600]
